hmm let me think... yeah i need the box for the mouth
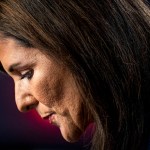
[42,112,56,125]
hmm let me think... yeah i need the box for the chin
[62,133,82,143]
[60,125,83,143]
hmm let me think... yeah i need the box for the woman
[0,0,150,150]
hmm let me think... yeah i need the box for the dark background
[0,72,88,150]
[1,1,149,149]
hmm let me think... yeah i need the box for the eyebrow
[8,63,21,73]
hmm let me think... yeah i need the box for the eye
[20,69,34,80]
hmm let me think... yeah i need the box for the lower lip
[49,114,55,124]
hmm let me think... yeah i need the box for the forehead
[0,38,19,59]
[0,38,39,70]
[0,38,6,72]
[0,37,23,50]
[0,37,37,57]
[0,39,13,70]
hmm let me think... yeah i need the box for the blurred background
[0,72,91,150]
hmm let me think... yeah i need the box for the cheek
[68,99,83,126]
[58,90,84,128]
[31,74,64,107]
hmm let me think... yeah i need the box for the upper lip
[41,112,55,120]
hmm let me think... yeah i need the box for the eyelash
[20,69,34,80]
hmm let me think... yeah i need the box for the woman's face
[0,38,90,142]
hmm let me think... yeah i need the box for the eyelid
[20,69,34,80]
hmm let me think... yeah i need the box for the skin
[0,38,90,142]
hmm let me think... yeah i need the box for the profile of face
[0,38,90,142]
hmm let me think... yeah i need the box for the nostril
[15,94,38,112]
[25,103,37,112]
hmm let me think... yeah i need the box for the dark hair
[0,0,150,150]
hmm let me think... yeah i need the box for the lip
[42,112,56,124]
[48,113,56,124]
[42,112,55,119]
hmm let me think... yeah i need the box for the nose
[15,82,38,112]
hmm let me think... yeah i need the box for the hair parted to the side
[0,0,150,150]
